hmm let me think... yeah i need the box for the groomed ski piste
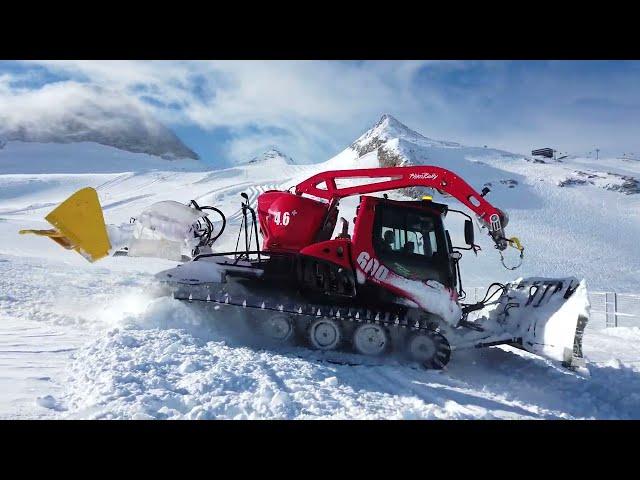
[2,119,640,419]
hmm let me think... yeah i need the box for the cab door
[369,200,452,287]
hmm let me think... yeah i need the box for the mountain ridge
[0,84,199,161]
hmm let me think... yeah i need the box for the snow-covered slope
[0,115,639,419]
[2,253,639,420]
[0,141,204,175]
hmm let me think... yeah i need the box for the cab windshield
[373,202,450,284]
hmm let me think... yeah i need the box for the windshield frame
[372,201,451,285]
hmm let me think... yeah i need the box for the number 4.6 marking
[273,211,291,226]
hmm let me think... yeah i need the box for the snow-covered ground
[1,125,640,419]
[3,253,639,419]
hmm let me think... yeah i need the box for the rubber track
[173,287,451,368]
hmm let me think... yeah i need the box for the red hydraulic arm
[295,166,510,251]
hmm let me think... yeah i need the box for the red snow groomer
[21,166,590,370]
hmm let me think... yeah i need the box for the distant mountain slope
[240,148,295,166]
[349,113,524,168]
[327,114,639,200]
[0,141,204,175]
[0,84,198,161]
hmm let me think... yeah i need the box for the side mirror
[464,219,474,246]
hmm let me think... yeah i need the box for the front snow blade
[494,277,590,369]
[19,187,111,262]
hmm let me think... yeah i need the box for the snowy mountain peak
[242,148,295,165]
[316,114,528,199]
[372,113,423,139]
[352,114,460,157]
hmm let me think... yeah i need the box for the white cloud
[0,80,164,139]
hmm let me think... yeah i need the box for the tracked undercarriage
[171,279,452,368]
[160,254,589,370]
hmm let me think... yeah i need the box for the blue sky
[1,60,638,166]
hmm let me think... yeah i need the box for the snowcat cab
[369,196,456,288]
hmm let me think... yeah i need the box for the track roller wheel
[353,323,389,356]
[308,318,342,350]
[260,313,294,342]
[407,331,451,369]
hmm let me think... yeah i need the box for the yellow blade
[19,187,111,262]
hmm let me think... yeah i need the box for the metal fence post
[614,292,618,327]
[605,292,613,328]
